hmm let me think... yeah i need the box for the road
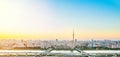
[0,55,118,57]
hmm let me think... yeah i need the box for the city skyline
[0,0,120,40]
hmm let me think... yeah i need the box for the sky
[0,0,120,40]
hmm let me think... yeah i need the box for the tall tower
[73,29,75,43]
[71,29,75,51]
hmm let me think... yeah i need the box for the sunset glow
[0,0,120,40]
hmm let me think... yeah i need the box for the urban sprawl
[0,39,120,50]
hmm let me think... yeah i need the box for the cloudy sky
[0,0,120,40]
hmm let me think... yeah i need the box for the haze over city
[0,0,120,40]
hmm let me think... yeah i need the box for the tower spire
[73,29,74,43]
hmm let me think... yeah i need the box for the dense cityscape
[0,39,120,50]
